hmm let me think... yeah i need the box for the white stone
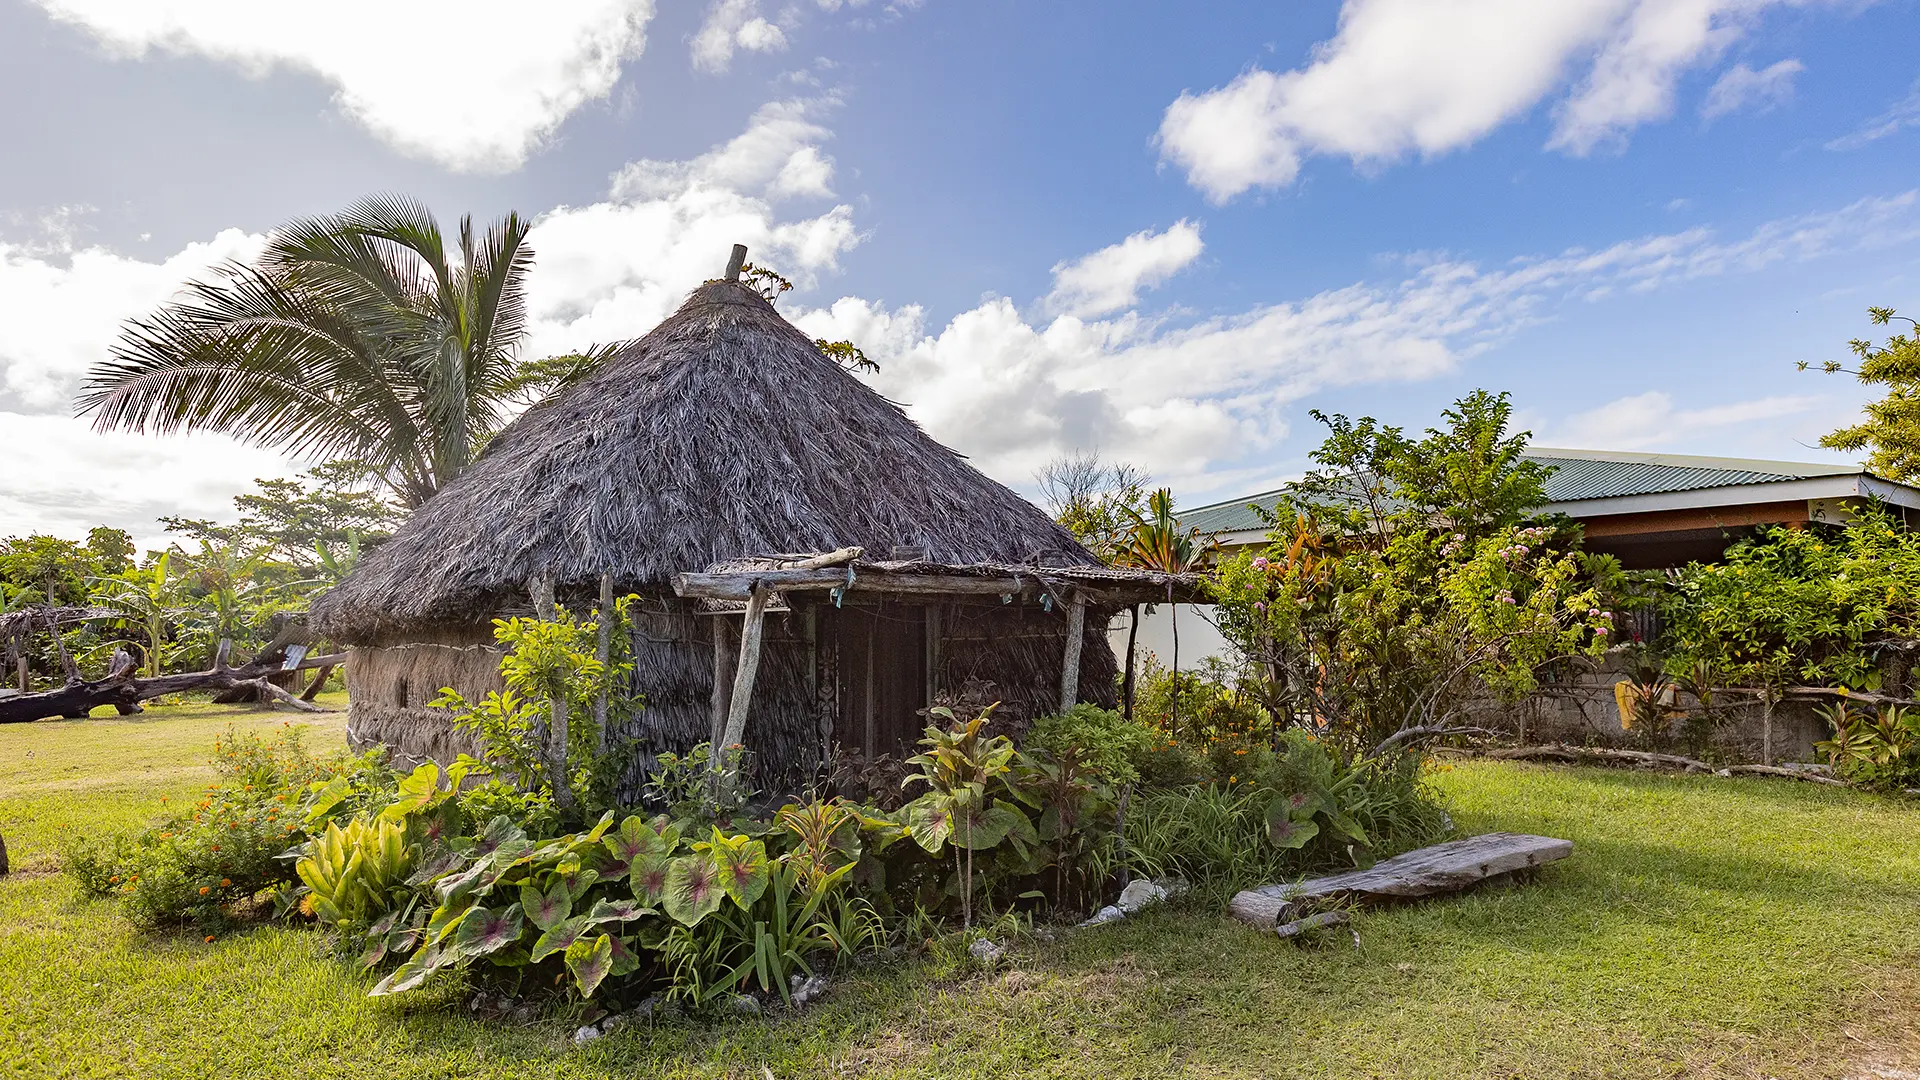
[1077,904,1126,928]
[968,938,1005,963]
[1116,879,1167,914]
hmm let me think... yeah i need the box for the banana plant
[91,552,187,677]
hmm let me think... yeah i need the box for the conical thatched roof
[312,278,1093,643]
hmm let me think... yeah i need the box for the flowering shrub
[68,725,322,928]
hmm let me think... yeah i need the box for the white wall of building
[1105,603,1233,672]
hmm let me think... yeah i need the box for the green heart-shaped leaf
[565,934,614,998]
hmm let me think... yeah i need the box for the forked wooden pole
[1060,593,1087,712]
[720,583,772,753]
[594,573,613,754]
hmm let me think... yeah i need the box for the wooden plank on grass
[1228,831,1573,929]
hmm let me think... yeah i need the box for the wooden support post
[1761,693,1775,768]
[1060,592,1087,713]
[593,573,613,754]
[1122,603,1139,721]
[711,617,735,748]
[531,574,557,622]
[528,576,572,810]
[724,244,748,281]
[925,604,941,710]
[301,665,335,702]
[720,584,772,753]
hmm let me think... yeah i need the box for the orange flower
[210,845,221,852]
[109,875,120,884]
[198,886,211,895]
[219,878,231,887]
[204,935,215,943]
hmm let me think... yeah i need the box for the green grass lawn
[4,705,1918,1079]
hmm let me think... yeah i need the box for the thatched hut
[311,248,1196,791]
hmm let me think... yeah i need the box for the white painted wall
[1105,603,1233,672]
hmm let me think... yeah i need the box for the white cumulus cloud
[691,0,788,73]
[0,226,263,410]
[526,100,859,357]
[1700,58,1804,120]
[27,0,655,171]
[1545,390,1819,451]
[792,193,1916,490]
[1043,221,1204,319]
[1159,0,1848,201]
[689,0,895,73]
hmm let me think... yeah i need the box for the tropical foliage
[1657,504,1920,692]
[1210,390,1620,755]
[1804,305,1920,481]
[2,465,389,687]
[67,597,1450,1013]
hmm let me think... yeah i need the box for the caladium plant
[696,828,770,910]
[663,851,725,927]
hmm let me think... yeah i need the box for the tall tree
[77,195,535,507]
[1804,306,1920,481]
[160,460,401,570]
[1034,451,1150,564]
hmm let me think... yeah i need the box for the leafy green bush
[646,742,755,822]
[1816,701,1920,790]
[1661,505,1920,692]
[434,603,644,823]
[297,816,418,931]
[1131,656,1275,748]
[1025,705,1156,786]
[1124,734,1448,904]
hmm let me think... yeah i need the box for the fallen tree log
[1715,763,1849,787]
[1469,743,1851,787]
[1483,743,1715,772]
[0,652,347,724]
[1229,832,1573,929]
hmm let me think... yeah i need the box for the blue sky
[3,0,1920,546]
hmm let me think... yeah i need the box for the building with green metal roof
[1179,447,1920,570]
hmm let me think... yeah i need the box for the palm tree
[1118,488,1210,739]
[77,195,535,508]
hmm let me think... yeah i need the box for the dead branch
[1369,724,1497,758]
[0,651,346,724]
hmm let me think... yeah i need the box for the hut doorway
[833,600,928,758]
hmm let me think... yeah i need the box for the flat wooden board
[1228,831,1573,929]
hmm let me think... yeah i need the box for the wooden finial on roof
[724,244,748,281]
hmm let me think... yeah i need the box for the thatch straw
[312,279,1093,643]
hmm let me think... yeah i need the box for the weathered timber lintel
[672,568,1190,606]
